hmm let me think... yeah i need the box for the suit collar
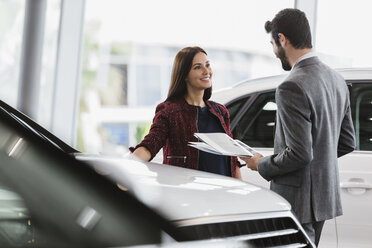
[293,56,320,70]
[293,52,316,67]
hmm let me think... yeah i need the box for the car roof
[212,67,372,105]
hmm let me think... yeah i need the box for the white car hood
[76,155,291,221]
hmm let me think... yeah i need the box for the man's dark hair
[265,8,312,49]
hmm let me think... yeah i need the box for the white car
[80,155,315,247]
[0,100,314,247]
[212,68,372,248]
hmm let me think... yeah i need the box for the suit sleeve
[338,96,356,157]
[258,81,313,181]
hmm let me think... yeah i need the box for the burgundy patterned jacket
[130,97,240,177]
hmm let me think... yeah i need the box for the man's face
[270,34,291,71]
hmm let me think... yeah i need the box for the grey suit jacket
[258,56,356,223]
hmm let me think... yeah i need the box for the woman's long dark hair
[166,46,212,101]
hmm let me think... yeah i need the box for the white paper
[189,133,256,157]
[188,142,223,155]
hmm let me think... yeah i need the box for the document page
[188,142,223,155]
[234,139,257,154]
[192,133,254,157]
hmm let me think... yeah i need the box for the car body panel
[213,68,372,105]
[213,74,286,105]
[76,155,291,222]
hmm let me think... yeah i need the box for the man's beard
[277,45,291,71]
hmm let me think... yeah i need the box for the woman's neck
[184,91,205,107]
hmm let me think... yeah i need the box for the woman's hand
[132,146,151,162]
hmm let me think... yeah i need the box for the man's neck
[288,48,313,67]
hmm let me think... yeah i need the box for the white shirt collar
[293,51,317,69]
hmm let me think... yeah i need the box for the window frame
[227,90,276,131]
[227,89,276,147]
[349,80,372,151]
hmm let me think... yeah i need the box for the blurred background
[1,0,371,155]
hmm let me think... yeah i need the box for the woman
[130,46,242,178]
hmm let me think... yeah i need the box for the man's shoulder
[294,56,341,76]
[289,58,343,83]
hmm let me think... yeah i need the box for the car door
[336,81,372,248]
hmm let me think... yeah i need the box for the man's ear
[277,33,287,47]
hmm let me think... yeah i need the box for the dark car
[0,100,188,247]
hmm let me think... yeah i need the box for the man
[240,8,355,246]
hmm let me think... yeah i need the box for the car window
[350,82,372,151]
[226,97,249,121]
[0,184,32,247]
[232,91,276,148]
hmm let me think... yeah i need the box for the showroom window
[77,0,294,154]
[316,0,372,68]
[0,0,25,107]
[38,0,61,127]
[0,0,60,128]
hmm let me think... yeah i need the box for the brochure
[188,133,256,157]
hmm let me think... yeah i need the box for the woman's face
[186,52,212,91]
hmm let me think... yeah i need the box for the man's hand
[240,153,263,171]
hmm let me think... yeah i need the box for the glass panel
[316,0,372,68]
[136,64,161,106]
[0,186,32,247]
[233,92,276,148]
[0,0,25,107]
[78,0,294,154]
[38,0,62,127]
[351,83,372,151]
[227,97,250,121]
[0,0,60,130]
[101,64,128,106]
[101,122,129,151]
